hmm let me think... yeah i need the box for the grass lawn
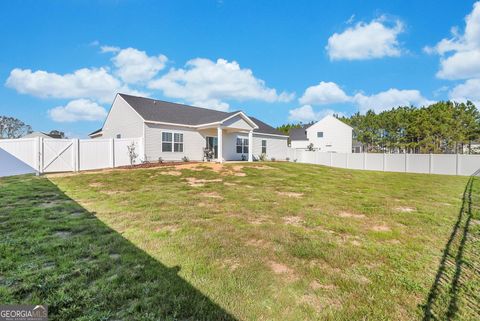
[0,162,479,320]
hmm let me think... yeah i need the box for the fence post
[405,153,408,173]
[39,137,44,175]
[455,153,459,176]
[329,152,333,166]
[363,153,367,170]
[345,152,348,169]
[429,153,432,174]
[383,153,386,171]
[110,138,115,168]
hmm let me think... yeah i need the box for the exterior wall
[98,95,144,139]
[144,123,205,161]
[290,140,309,149]
[253,134,288,160]
[305,116,352,153]
[222,115,253,131]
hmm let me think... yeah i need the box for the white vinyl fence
[0,137,143,177]
[287,149,480,176]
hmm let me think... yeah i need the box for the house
[89,93,289,162]
[22,131,62,139]
[289,115,352,153]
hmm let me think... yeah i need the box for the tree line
[278,101,480,154]
[0,115,65,139]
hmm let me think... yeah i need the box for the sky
[1,0,480,137]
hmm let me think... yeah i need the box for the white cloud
[110,47,168,83]
[449,78,480,105]
[100,45,120,53]
[48,99,107,122]
[426,2,480,79]
[148,58,294,111]
[288,105,344,122]
[353,88,432,113]
[5,67,138,103]
[299,81,350,105]
[326,17,404,60]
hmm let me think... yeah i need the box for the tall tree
[0,116,32,139]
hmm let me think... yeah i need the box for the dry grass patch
[283,216,305,227]
[276,191,304,198]
[395,206,416,212]
[371,225,391,232]
[200,192,223,199]
[158,170,182,176]
[185,177,222,187]
[337,211,365,219]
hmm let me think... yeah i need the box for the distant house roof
[23,131,62,139]
[90,93,286,137]
[289,128,308,141]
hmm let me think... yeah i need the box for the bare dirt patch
[89,182,104,188]
[310,280,337,290]
[248,216,270,225]
[371,225,391,232]
[221,258,240,271]
[395,206,416,213]
[245,238,272,249]
[276,191,304,198]
[155,224,179,233]
[224,182,237,186]
[200,192,223,199]
[283,216,305,227]
[100,190,126,195]
[185,177,223,187]
[337,211,365,219]
[158,170,182,176]
[268,261,297,282]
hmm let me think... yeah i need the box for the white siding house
[90,93,289,162]
[289,115,352,153]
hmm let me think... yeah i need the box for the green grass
[0,162,479,320]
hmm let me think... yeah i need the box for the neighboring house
[22,131,62,139]
[463,141,480,154]
[289,115,352,153]
[352,140,364,153]
[89,93,289,162]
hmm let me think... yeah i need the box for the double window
[162,132,184,152]
[236,137,249,154]
[261,140,267,154]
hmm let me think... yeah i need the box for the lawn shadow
[422,169,480,321]
[0,175,237,321]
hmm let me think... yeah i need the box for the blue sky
[1,0,479,137]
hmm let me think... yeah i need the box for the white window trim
[236,136,249,154]
[161,131,184,153]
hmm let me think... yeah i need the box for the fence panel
[385,154,406,172]
[431,154,457,175]
[365,154,384,171]
[347,153,364,170]
[458,155,480,176]
[407,154,430,173]
[79,139,112,171]
[331,153,347,168]
[0,138,37,176]
[114,138,142,167]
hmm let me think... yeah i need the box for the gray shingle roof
[289,127,308,141]
[116,93,286,136]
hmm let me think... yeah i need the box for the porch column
[248,130,253,162]
[217,126,223,163]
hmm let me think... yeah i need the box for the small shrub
[241,154,247,161]
[286,157,290,161]
[307,143,314,151]
[126,142,138,166]
[182,156,189,162]
[271,157,276,162]
[158,157,164,163]
[294,159,298,162]
[259,153,267,161]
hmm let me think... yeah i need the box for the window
[162,132,184,152]
[116,134,121,139]
[261,140,267,154]
[236,137,249,153]
[317,132,323,138]
[174,133,183,152]
[162,132,172,152]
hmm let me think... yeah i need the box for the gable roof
[91,93,285,136]
[289,127,308,141]
[23,131,62,139]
